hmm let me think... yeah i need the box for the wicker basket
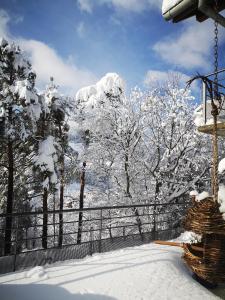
[183,197,225,283]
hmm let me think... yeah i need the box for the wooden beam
[154,240,183,248]
[154,240,204,252]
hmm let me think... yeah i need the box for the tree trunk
[152,180,161,240]
[42,188,48,249]
[77,162,86,244]
[4,139,14,255]
[133,207,143,241]
[124,154,143,240]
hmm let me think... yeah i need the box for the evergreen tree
[0,38,40,254]
[44,78,70,247]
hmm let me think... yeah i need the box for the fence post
[33,212,37,249]
[99,209,103,253]
[152,203,157,241]
[13,216,19,272]
[89,225,93,256]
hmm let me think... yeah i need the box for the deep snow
[0,243,224,300]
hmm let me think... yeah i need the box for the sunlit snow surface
[0,244,223,300]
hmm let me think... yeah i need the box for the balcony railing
[0,202,190,273]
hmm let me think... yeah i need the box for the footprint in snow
[25,266,49,280]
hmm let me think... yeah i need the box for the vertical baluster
[99,209,103,253]
[13,216,19,272]
[89,225,93,256]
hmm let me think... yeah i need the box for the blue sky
[0,0,224,95]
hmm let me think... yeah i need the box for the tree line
[0,38,220,255]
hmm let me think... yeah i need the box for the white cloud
[13,15,24,24]
[144,69,199,94]
[77,0,162,13]
[0,9,97,95]
[106,0,148,13]
[146,0,162,10]
[77,0,93,13]
[76,21,85,38]
[0,9,10,38]
[144,70,190,87]
[19,39,96,94]
[153,20,215,70]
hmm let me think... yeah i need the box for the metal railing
[0,202,190,273]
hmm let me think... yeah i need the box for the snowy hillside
[0,243,223,300]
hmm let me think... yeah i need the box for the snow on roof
[0,244,220,300]
[193,100,225,128]
[162,0,183,14]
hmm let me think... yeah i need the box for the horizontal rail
[0,201,189,272]
[7,227,178,256]
[0,202,190,218]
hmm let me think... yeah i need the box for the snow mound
[196,191,209,202]
[26,266,48,279]
[218,185,225,220]
[219,158,225,174]
[190,190,199,196]
[174,231,202,244]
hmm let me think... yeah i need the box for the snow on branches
[74,73,210,208]
[33,135,58,188]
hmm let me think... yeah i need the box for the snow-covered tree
[141,79,211,233]
[32,77,75,249]
[75,73,211,238]
[0,38,41,254]
[76,74,146,237]
[143,81,209,201]
[44,78,71,247]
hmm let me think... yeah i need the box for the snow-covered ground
[0,243,224,300]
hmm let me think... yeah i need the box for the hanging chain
[212,0,219,202]
[214,14,219,92]
[214,0,219,99]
